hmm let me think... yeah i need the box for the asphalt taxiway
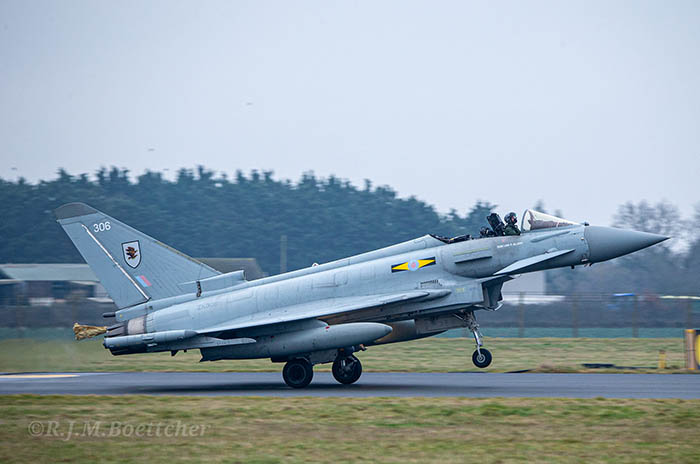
[1,372,699,398]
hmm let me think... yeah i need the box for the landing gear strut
[464,311,492,368]
[332,354,362,385]
[283,358,314,388]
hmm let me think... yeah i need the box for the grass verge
[0,395,698,463]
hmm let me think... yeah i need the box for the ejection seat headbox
[486,213,505,235]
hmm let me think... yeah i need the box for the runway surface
[1,372,699,398]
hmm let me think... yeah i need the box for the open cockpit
[431,210,578,244]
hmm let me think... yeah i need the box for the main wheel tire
[472,348,492,368]
[282,358,314,388]
[332,355,362,385]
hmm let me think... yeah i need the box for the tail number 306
[93,222,111,232]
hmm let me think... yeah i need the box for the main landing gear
[282,351,364,388]
[332,354,362,385]
[282,358,314,388]
[465,311,492,369]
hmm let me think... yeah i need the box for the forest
[1,167,697,295]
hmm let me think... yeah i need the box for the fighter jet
[55,203,667,388]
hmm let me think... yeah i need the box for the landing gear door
[482,281,504,310]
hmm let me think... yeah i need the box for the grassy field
[1,395,698,463]
[0,337,690,373]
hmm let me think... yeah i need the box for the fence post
[16,306,24,339]
[632,295,639,338]
[71,300,77,326]
[518,292,525,338]
[572,295,579,338]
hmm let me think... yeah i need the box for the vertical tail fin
[54,203,219,308]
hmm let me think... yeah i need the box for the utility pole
[280,234,287,274]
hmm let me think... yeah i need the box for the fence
[469,292,698,338]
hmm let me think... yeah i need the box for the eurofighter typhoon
[56,203,667,388]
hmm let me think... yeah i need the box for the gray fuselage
[113,225,588,358]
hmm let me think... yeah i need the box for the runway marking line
[0,374,78,379]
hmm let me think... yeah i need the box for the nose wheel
[472,348,492,368]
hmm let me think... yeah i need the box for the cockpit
[430,210,579,244]
[520,209,579,232]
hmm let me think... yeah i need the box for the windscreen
[521,210,579,232]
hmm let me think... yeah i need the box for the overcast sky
[1,1,698,226]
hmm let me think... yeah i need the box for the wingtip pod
[54,202,98,221]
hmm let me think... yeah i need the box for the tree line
[0,167,493,273]
[0,167,697,295]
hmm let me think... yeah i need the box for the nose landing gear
[464,311,492,368]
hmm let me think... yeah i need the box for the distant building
[500,271,564,305]
[501,271,546,294]
[0,263,102,306]
[0,258,265,306]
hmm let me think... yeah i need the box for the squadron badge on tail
[121,241,141,268]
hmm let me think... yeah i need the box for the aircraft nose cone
[584,226,669,263]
